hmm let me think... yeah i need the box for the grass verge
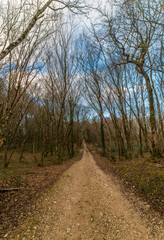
[90,145,164,216]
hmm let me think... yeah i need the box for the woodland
[0,0,163,166]
[0,0,164,236]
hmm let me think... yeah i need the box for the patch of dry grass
[90,145,164,215]
[0,150,82,238]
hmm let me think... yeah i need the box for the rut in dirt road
[11,145,164,240]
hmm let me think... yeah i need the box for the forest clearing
[0,0,164,239]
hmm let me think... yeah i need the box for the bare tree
[78,34,106,155]
[93,0,164,157]
[42,22,81,163]
[0,0,87,61]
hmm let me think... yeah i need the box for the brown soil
[91,148,164,215]
[5,144,164,240]
[0,154,82,238]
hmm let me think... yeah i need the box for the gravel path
[8,145,164,240]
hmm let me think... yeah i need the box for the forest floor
[90,145,164,215]
[0,151,82,238]
[3,144,164,240]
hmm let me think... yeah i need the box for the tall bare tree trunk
[137,66,161,157]
[100,116,105,156]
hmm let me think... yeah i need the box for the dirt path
[8,145,164,240]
